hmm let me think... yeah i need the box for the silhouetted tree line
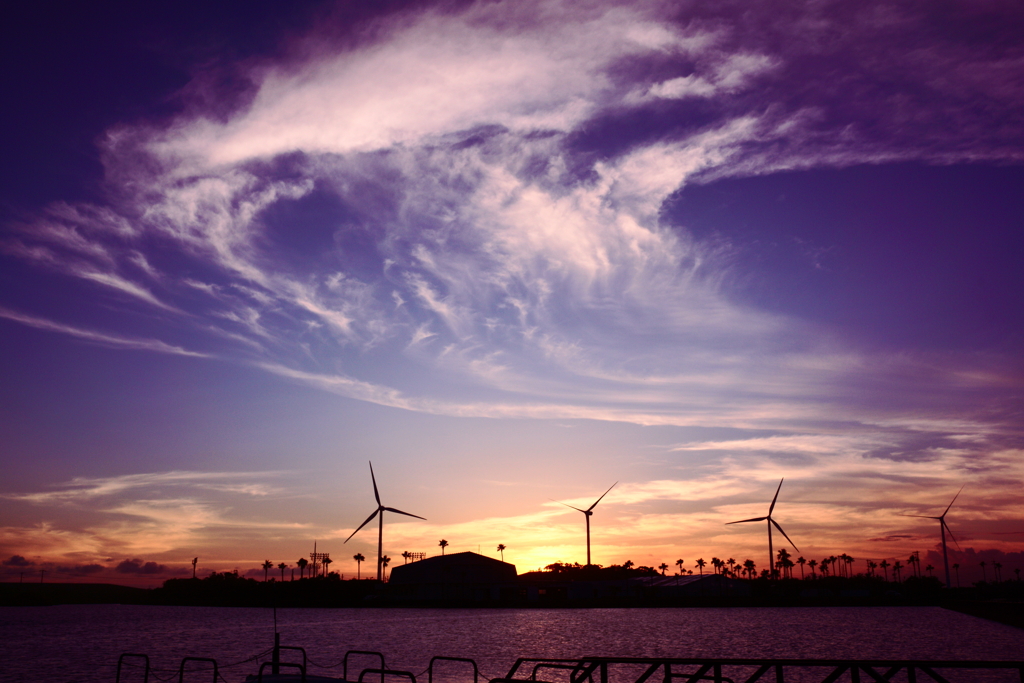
[521,561,658,581]
[155,570,379,607]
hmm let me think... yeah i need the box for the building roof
[389,551,517,585]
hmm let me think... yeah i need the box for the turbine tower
[345,462,426,581]
[726,478,799,579]
[902,485,964,589]
[555,482,616,566]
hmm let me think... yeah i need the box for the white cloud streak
[3,0,1021,444]
[0,307,207,357]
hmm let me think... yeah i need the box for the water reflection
[2,605,1022,683]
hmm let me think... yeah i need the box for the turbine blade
[345,509,379,543]
[768,478,784,516]
[943,520,963,552]
[551,499,587,513]
[726,516,767,525]
[900,514,942,519]
[587,482,618,512]
[771,518,799,553]
[369,461,381,506]
[942,484,965,518]
[383,506,427,521]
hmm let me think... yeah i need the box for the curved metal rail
[430,656,480,683]
[346,650,388,683]
[116,653,150,683]
[359,667,419,683]
[178,656,218,683]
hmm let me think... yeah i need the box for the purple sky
[1,0,1022,586]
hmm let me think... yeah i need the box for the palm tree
[322,557,333,575]
[776,548,792,579]
[711,557,722,575]
[262,560,273,582]
[353,553,365,579]
[297,557,308,579]
[867,560,878,577]
[727,558,737,577]
[696,558,706,575]
[953,562,960,587]
[846,555,855,578]
[278,562,287,581]
[908,553,919,578]
[994,562,1002,582]
[381,555,391,581]
[925,564,934,577]
[497,544,506,562]
[980,560,987,582]
[796,556,806,579]
[658,563,668,575]
[893,560,904,582]
[743,559,756,579]
[808,559,817,578]
[623,560,634,570]
[675,558,684,575]
[1014,568,1020,582]
[402,551,410,565]
[879,559,890,581]
[439,539,448,555]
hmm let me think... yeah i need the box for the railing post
[273,632,280,675]
[774,664,784,683]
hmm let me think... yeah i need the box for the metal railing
[346,650,388,682]
[258,660,306,682]
[113,648,1023,683]
[177,657,218,683]
[498,656,1024,683]
[359,667,419,683]
[116,653,150,683]
[430,656,481,683]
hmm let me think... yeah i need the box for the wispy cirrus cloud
[2,0,1023,578]
[0,307,208,357]
[3,470,284,504]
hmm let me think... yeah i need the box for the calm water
[2,605,1023,683]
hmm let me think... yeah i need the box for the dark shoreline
[2,581,1022,631]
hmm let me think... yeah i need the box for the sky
[1,0,1023,587]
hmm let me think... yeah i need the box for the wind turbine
[345,462,426,581]
[726,478,799,579]
[555,482,616,566]
[901,485,963,589]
